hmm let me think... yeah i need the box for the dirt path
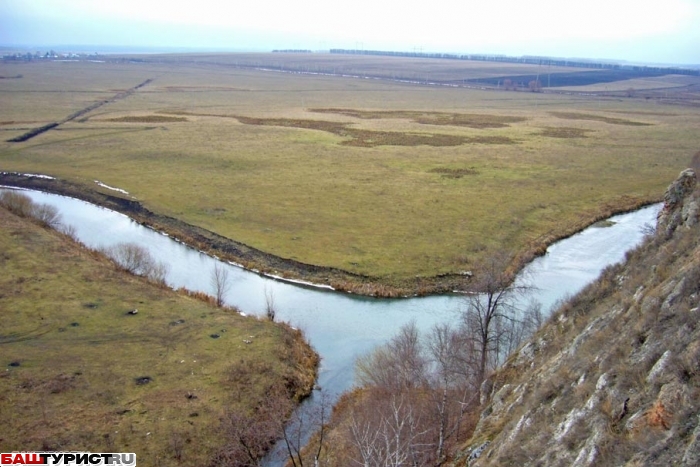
[6,78,154,143]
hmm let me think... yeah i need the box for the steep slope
[460,169,700,466]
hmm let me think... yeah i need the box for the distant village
[2,50,102,62]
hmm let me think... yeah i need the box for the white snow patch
[1,171,56,180]
[94,180,129,195]
[263,273,335,291]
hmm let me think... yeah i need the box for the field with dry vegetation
[0,194,317,466]
[1,54,699,293]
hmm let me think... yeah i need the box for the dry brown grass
[0,204,317,466]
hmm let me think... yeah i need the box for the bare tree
[264,286,276,322]
[281,391,330,467]
[349,393,427,467]
[102,242,168,283]
[211,263,231,307]
[31,203,62,229]
[215,390,292,467]
[356,321,427,391]
[426,324,478,464]
[460,252,533,386]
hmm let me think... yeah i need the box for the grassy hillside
[0,203,317,466]
[1,56,699,293]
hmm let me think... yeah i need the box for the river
[4,188,660,462]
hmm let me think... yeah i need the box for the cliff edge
[460,169,700,466]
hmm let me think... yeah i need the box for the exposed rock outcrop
[459,169,700,466]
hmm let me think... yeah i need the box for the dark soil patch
[535,127,594,138]
[549,112,652,126]
[429,167,480,178]
[135,376,152,385]
[465,69,673,88]
[311,108,527,129]
[234,115,516,147]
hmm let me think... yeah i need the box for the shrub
[101,242,169,284]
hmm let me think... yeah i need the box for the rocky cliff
[459,169,700,466]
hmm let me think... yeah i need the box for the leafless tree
[211,263,231,307]
[31,203,62,229]
[215,390,292,467]
[349,393,428,467]
[356,321,427,391]
[460,252,533,387]
[281,391,330,467]
[264,286,276,322]
[102,242,168,284]
[426,324,478,464]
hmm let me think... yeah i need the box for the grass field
[0,204,317,465]
[1,54,699,291]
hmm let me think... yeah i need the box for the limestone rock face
[658,168,698,236]
[460,169,700,467]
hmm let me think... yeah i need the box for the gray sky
[2,0,699,65]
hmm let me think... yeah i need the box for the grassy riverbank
[1,55,699,293]
[0,204,318,466]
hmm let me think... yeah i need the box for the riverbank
[0,172,661,297]
[0,197,318,466]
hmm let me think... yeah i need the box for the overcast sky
[1,0,699,65]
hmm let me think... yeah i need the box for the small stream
[5,188,660,463]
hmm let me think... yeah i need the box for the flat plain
[2,54,699,291]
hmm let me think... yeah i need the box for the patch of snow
[1,171,56,180]
[94,180,129,195]
[263,272,335,291]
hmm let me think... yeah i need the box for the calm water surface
[11,189,660,397]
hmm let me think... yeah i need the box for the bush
[101,242,168,284]
[0,190,63,229]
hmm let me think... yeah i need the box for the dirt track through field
[6,78,154,143]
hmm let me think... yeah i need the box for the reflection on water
[11,189,660,397]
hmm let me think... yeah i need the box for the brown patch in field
[235,115,517,147]
[535,127,594,138]
[106,115,188,123]
[429,167,479,178]
[549,111,652,126]
[0,121,39,126]
[310,108,527,128]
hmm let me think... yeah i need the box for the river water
[9,189,660,397]
[5,188,660,465]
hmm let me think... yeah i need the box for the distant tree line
[330,49,700,77]
[273,49,313,54]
